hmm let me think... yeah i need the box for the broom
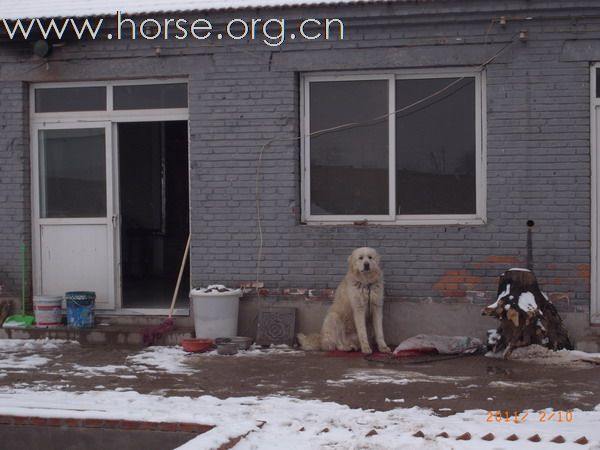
[3,242,35,328]
[143,234,191,345]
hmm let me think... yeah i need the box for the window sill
[302,216,486,226]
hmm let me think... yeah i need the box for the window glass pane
[113,83,188,110]
[35,87,106,112]
[395,77,476,215]
[597,68,600,98]
[39,128,106,218]
[309,80,389,215]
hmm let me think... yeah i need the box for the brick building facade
[1,0,599,343]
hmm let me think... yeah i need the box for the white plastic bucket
[33,295,63,328]
[190,288,242,339]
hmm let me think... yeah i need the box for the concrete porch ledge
[0,323,194,346]
[239,296,593,349]
[575,335,600,353]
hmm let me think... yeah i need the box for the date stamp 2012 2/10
[486,410,574,424]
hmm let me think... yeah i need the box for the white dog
[298,247,390,354]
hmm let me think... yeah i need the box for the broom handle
[168,234,191,318]
[21,242,25,314]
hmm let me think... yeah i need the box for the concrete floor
[2,341,600,449]
[2,343,599,415]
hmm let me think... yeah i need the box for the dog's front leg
[352,306,372,354]
[372,305,391,353]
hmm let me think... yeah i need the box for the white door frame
[591,63,600,324]
[31,121,117,310]
[30,79,190,315]
[111,120,190,316]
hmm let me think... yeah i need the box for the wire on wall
[253,32,521,291]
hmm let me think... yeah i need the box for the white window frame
[30,78,189,123]
[301,69,487,226]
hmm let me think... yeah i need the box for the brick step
[0,415,212,450]
[0,415,213,434]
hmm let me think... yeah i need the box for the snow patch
[72,364,131,376]
[0,339,76,371]
[190,285,241,295]
[562,391,595,401]
[127,346,194,374]
[0,355,50,370]
[195,344,302,358]
[517,292,537,313]
[488,380,556,389]
[328,369,472,386]
[486,345,600,366]
[487,283,510,309]
[0,338,75,350]
[0,388,599,450]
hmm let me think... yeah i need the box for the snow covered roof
[0,0,396,20]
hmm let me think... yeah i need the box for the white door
[32,123,116,310]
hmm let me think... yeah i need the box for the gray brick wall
[0,81,29,299]
[0,0,597,313]
[185,4,595,313]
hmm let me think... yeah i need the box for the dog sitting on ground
[297,247,391,354]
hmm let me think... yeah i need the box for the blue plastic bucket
[65,291,95,328]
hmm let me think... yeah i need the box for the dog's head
[348,247,382,282]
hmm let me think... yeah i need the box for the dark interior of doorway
[118,121,189,309]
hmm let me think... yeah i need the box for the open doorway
[118,121,189,309]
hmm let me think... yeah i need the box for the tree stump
[482,268,572,357]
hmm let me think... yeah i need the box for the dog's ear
[347,252,354,266]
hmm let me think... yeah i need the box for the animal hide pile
[482,268,572,357]
[393,334,482,355]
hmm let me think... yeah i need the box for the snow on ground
[0,354,50,370]
[71,364,134,377]
[192,344,303,358]
[563,391,596,402]
[0,388,598,449]
[126,344,302,374]
[487,345,600,366]
[0,338,72,350]
[2,339,600,448]
[488,380,557,389]
[327,369,472,386]
[127,346,194,374]
[0,338,73,370]
[0,339,196,376]
[0,339,303,379]
[228,344,303,357]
